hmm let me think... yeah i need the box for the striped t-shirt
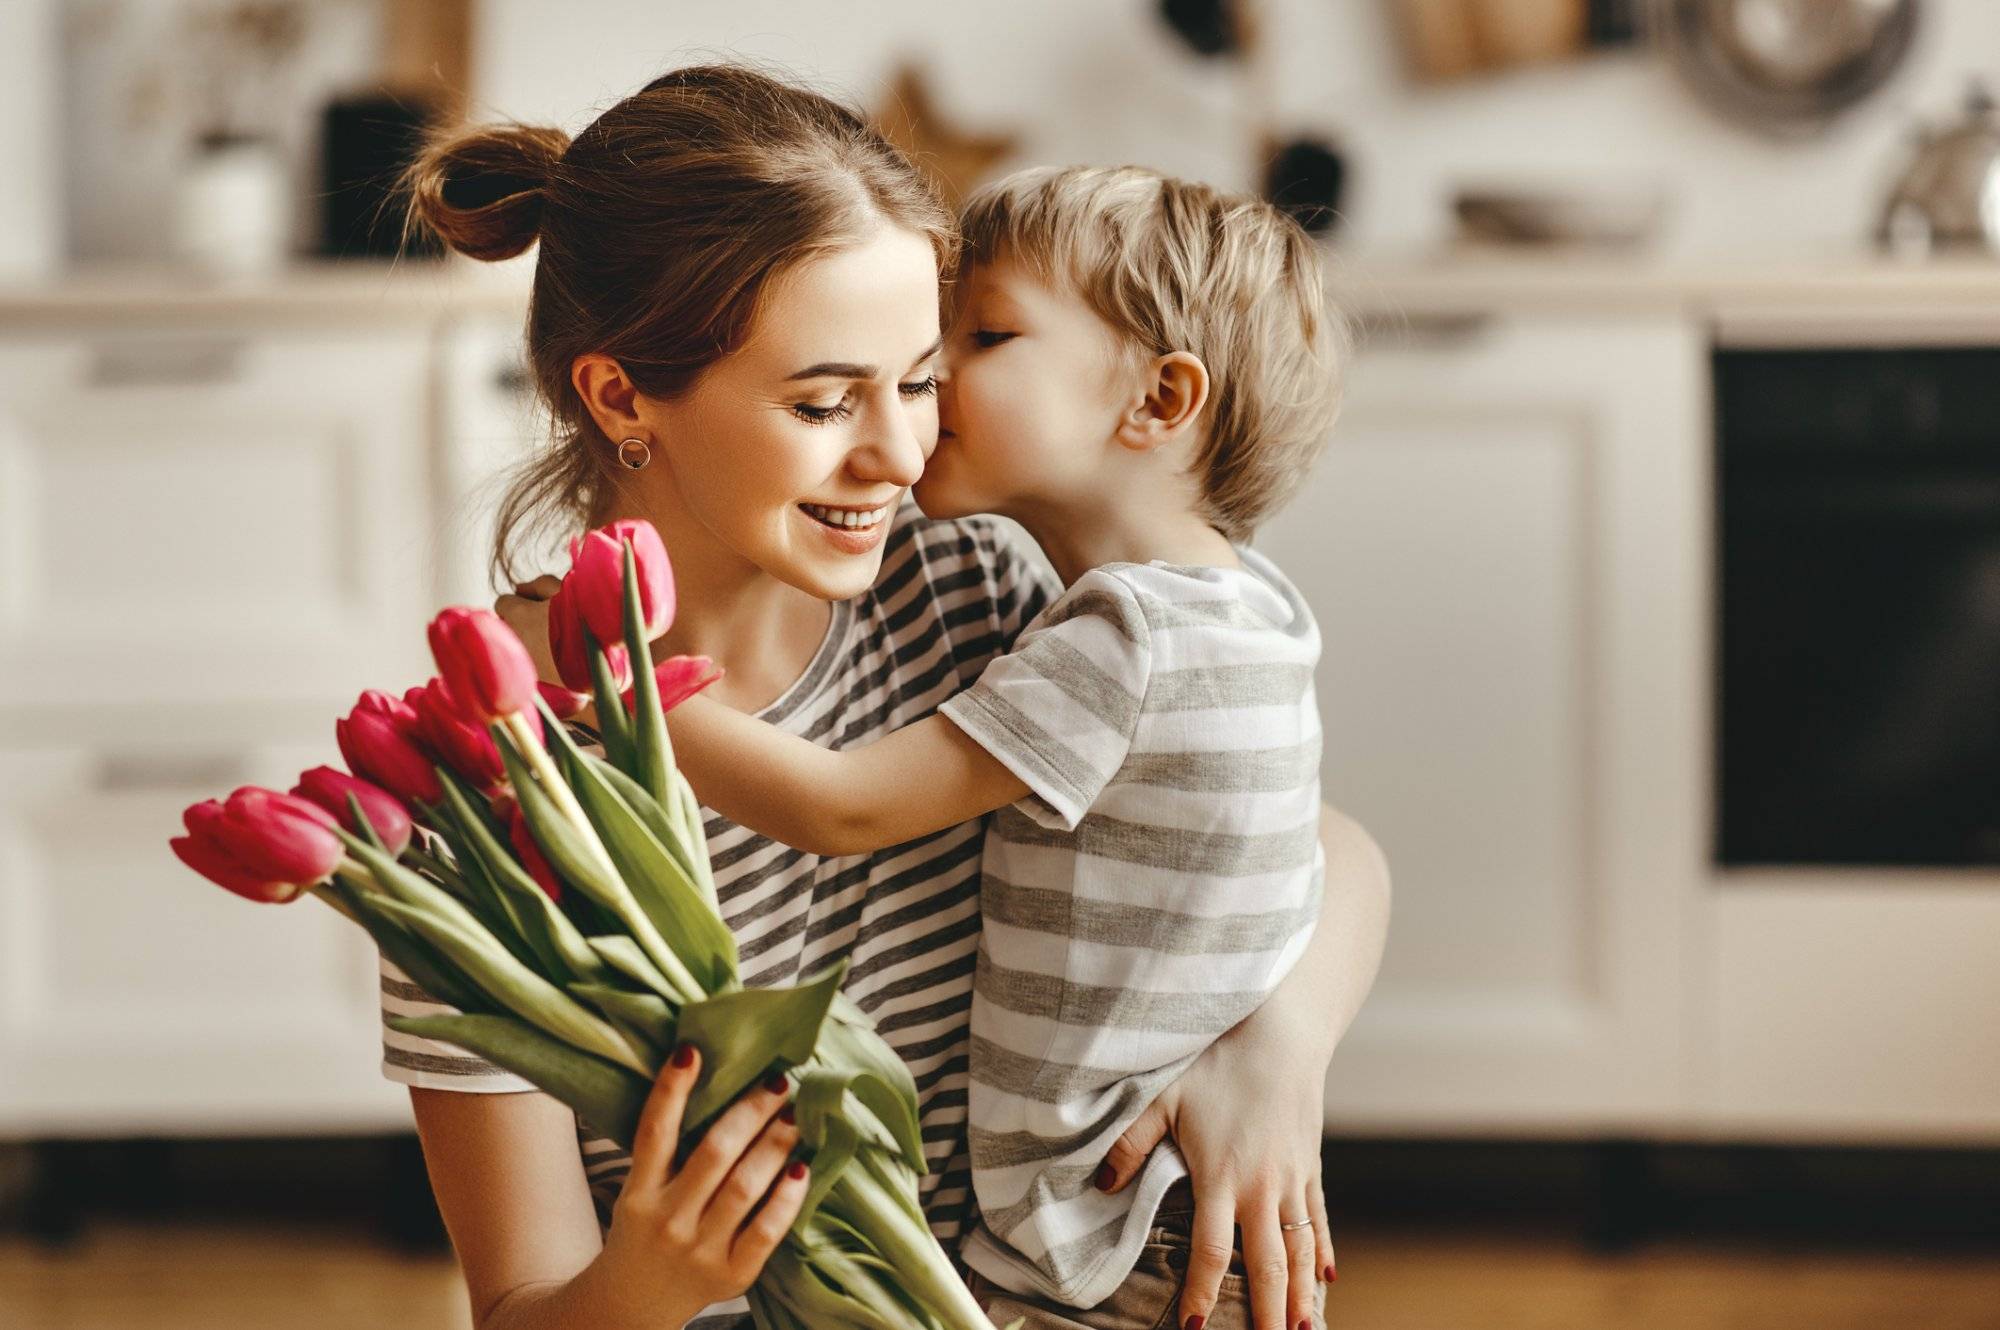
[378,506,1056,1330]
[938,545,1325,1309]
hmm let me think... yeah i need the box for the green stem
[498,709,706,1003]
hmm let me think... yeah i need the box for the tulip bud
[336,690,443,806]
[567,519,674,647]
[290,766,413,858]
[549,585,633,695]
[170,787,343,903]
[493,793,563,903]
[622,655,723,714]
[428,606,540,725]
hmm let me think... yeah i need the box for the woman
[385,64,1390,1330]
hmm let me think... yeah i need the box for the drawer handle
[95,749,254,792]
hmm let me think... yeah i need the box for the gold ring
[1279,1218,1314,1232]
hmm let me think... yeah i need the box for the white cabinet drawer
[0,330,437,710]
[0,741,409,1135]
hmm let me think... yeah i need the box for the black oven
[1716,346,2000,867]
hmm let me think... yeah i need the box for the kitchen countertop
[1,250,1997,340]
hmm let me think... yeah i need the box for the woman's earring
[617,437,652,470]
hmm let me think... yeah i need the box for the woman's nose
[851,402,928,487]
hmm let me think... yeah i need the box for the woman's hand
[495,574,563,686]
[1098,1018,1333,1330]
[591,1046,812,1329]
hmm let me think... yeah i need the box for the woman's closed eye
[791,376,935,425]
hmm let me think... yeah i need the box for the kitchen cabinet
[0,298,499,1137]
[1259,311,1711,1134]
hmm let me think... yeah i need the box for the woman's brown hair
[404,64,957,589]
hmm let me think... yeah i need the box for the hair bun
[405,122,570,262]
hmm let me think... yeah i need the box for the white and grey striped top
[939,546,1325,1310]
[378,507,1056,1330]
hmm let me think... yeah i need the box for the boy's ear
[1114,352,1210,453]
[572,352,647,443]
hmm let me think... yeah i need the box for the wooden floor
[4,1219,1998,1330]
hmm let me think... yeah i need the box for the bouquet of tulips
[169,519,1001,1330]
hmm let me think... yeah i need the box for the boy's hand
[494,575,563,686]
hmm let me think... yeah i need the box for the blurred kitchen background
[2,1,1998,1326]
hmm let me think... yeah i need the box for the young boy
[664,164,1345,1325]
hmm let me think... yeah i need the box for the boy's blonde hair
[958,164,1346,540]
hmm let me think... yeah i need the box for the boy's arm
[666,694,1029,857]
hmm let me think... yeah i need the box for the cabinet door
[0,740,411,1135]
[0,329,436,710]
[436,315,563,607]
[1255,314,1707,1131]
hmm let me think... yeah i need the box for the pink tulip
[407,680,505,792]
[622,654,723,714]
[537,680,590,720]
[337,690,444,806]
[408,679,544,795]
[170,787,343,904]
[493,793,563,903]
[428,606,540,725]
[549,585,633,694]
[568,519,674,647]
[290,766,413,858]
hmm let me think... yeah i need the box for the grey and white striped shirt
[939,545,1325,1309]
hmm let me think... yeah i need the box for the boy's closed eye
[969,329,1017,349]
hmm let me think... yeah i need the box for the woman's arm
[1097,801,1391,1330]
[667,694,1028,856]
[407,1086,635,1330]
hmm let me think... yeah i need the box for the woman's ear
[571,352,646,442]
[1114,352,1210,453]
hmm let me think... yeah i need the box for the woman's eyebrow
[785,337,943,382]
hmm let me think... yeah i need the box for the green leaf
[790,1085,862,1228]
[677,959,848,1128]
[427,771,564,975]
[544,724,737,994]
[435,764,607,984]
[328,876,484,1013]
[820,995,929,1174]
[578,633,636,776]
[568,981,675,1056]
[491,734,619,903]
[586,935,681,1003]
[365,893,650,1076]
[621,539,673,808]
[386,1013,651,1147]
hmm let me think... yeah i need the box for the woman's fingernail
[1183,1317,1204,1330]
[778,1104,796,1124]
[671,1043,695,1068]
[1298,1320,1311,1330]
[786,1160,808,1180]
[764,1072,789,1094]
[1324,1264,1336,1281]
[1093,1163,1115,1191]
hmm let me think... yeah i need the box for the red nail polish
[777,1104,796,1124]
[1298,1320,1311,1330]
[1328,1268,1339,1282]
[1094,1163,1115,1191]
[1183,1317,1204,1330]
[764,1072,789,1094]
[671,1043,695,1068]
[786,1160,808,1180]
